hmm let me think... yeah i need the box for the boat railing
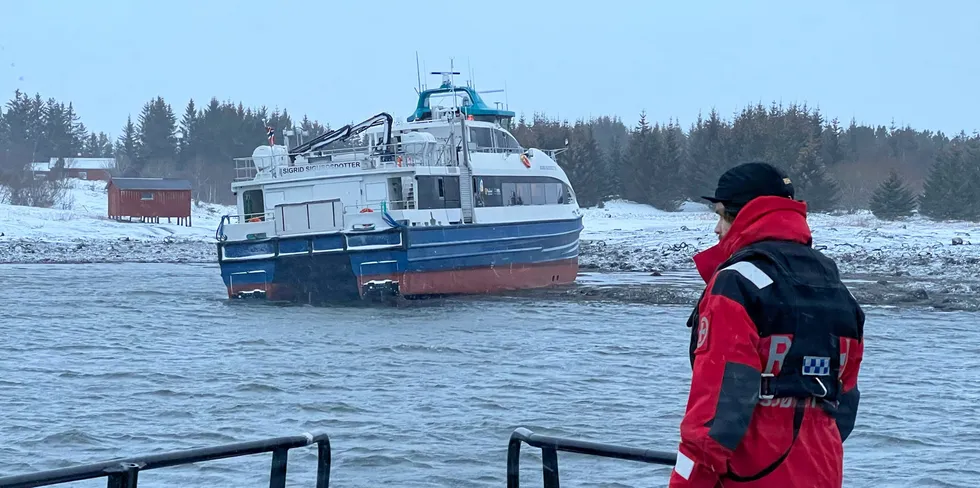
[469,145,524,156]
[233,142,461,181]
[216,211,277,241]
[0,431,332,488]
[344,199,414,214]
[506,427,676,488]
[0,428,678,487]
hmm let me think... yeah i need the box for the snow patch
[0,179,232,263]
[0,179,233,243]
[580,199,980,281]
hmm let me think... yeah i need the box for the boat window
[416,175,461,209]
[545,183,560,204]
[494,130,522,151]
[474,176,502,207]
[502,182,519,205]
[243,189,265,221]
[516,183,532,205]
[477,176,572,207]
[470,127,494,150]
[531,183,547,205]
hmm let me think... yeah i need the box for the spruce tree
[602,131,624,200]
[115,116,140,176]
[919,144,966,220]
[868,169,917,220]
[791,139,840,212]
[560,121,603,207]
[135,96,178,173]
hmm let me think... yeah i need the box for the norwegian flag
[266,126,275,146]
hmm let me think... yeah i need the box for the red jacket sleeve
[670,281,762,487]
[835,311,864,441]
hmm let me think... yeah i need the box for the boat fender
[520,153,531,168]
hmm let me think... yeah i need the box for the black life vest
[685,239,864,482]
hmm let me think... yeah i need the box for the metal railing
[0,432,331,488]
[506,427,676,488]
[215,211,277,241]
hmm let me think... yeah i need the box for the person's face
[714,202,733,241]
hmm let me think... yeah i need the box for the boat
[214,71,584,303]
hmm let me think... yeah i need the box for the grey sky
[2,0,977,140]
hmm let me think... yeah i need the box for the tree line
[1,89,978,222]
[513,104,980,222]
[0,90,329,205]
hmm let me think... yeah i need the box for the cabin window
[416,176,460,209]
[493,130,521,151]
[473,176,502,207]
[545,183,560,204]
[243,189,265,221]
[531,183,547,205]
[475,176,573,207]
[470,127,494,150]
[140,192,154,200]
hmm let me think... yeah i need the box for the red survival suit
[669,196,865,487]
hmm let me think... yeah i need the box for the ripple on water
[0,263,978,487]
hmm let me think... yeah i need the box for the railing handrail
[507,427,676,488]
[0,432,331,488]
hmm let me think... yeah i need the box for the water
[1,263,978,487]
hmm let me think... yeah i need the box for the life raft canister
[520,153,531,168]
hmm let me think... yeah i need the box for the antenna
[415,51,422,94]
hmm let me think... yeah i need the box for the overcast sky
[2,0,977,138]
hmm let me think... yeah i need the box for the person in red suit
[669,162,865,487]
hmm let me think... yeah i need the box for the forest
[1,89,978,222]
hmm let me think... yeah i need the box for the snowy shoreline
[2,182,977,285]
[578,200,979,281]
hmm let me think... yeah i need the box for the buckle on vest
[760,374,829,402]
[813,378,828,398]
[760,373,775,400]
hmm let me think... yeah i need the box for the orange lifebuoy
[247,217,261,222]
[520,154,531,168]
[360,208,374,213]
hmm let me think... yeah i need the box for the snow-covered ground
[580,199,980,280]
[1,180,977,284]
[0,179,233,263]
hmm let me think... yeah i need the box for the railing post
[105,462,141,488]
[541,447,560,488]
[268,448,288,488]
[316,438,331,488]
[506,434,522,488]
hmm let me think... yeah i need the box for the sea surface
[0,263,977,487]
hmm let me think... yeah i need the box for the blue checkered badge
[802,356,830,376]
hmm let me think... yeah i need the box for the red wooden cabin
[107,178,193,226]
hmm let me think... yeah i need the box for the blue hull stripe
[220,218,583,291]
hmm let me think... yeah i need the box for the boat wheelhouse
[215,75,583,302]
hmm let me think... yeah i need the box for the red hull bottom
[226,258,578,302]
[359,258,579,297]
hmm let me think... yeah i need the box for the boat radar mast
[407,68,516,127]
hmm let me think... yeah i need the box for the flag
[267,127,275,146]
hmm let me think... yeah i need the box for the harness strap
[762,373,832,400]
[724,400,806,483]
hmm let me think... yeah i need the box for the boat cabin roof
[407,84,515,123]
